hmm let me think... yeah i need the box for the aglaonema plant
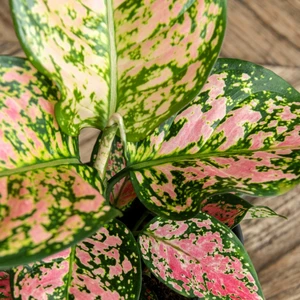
[0,0,299,299]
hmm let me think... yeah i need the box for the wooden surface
[1,1,300,299]
[222,0,300,68]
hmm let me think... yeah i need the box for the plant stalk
[132,210,151,233]
[106,167,129,201]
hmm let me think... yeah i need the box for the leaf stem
[132,211,152,232]
[132,230,141,237]
[106,167,129,202]
[66,246,76,300]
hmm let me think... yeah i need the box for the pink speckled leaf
[0,57,118,268]
[0,271,12,299]
[139,212,264,299]
[0,58,74,171]
[201,194,283,228]
[127,58,300,219]
[12,220,141,300]
[11,0,226,141]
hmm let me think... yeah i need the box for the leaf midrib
[66,245,76,300]
[0,158,80,177]
[127,146,299,171]
[106,146,299,193]
[144,231,203,263]
[107,0,117,117]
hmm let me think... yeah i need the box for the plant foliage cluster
[0,0,299,299]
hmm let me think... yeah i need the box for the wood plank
[221,0,300,67]
[0,0,24,56]
[258,245,300,299]
[0,0,17,41]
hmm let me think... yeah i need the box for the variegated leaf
[0,271,12,299]
[0,57,72,169]
[139,212,264,299]
[0,165,119,268]
[11,220,141,300]
[11,0,226,141]
[245,205,285,220]
[127,58,300,219]
[0,57,118,267]
[201,194,284,228]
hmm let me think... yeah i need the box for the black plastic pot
[232,224,244,244]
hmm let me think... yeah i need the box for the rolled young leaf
[11,220,141,299]
[11,0,226,141]
[105,136,137,210]
[201,194,284,228]
[91,134,136,210]
[139,212,264,299]
[0,57,118,268]
[127,58,300,219]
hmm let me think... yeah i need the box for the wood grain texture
[0,1,300,299]
[242,188,300,299]
[0,0,24,56]
[222,0,300,67]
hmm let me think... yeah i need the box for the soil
[143,275,192,300]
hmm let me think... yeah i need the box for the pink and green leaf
[0,57,118,267]
[11,220,141,299]
[0,271,12,299]
[11,0,226,141]
[0,57,76,171]
[0,165,119,268]
[139,212,264,299]
[201,194,284,228]
[127,58,300,219]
